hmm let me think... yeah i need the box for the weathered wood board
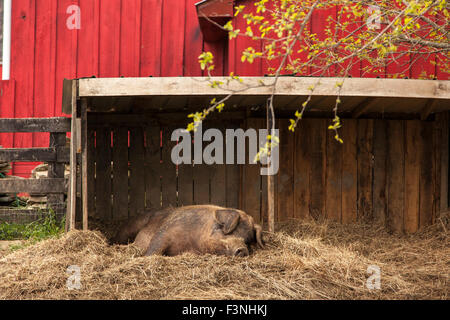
[84,113,445,233]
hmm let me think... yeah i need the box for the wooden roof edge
[77,77,450,100]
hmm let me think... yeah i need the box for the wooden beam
[0,117,71,133]
[78,77,450,100]
[0,147,70,162]
[61,79,74,115]
[87,111,245,127]
[440,112,449,212]
[0,178,67,194]
[267,105,275,233]
[67,81,78,232]
[420,99,438,120]
[352,98,377,118]
[81,99,89,231]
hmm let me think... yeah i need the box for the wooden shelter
[64,76,450,234]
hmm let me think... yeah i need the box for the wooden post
[267,102,275,233]
[66,81,78,232]
[47,132,66,211]
[81,98,89,230]
[439,112,449,212]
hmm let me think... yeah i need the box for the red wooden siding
[230,1,447,78]
[0,0,448,177]
[0,0,221,176]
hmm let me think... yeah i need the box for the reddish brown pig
[112,205,264,257]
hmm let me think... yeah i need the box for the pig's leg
[111,212,153,244]
[144,232,169,256]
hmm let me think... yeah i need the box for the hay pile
[0,216,448,300]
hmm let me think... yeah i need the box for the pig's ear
[215,210,240,235]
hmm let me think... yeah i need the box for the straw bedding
[0,215,448,300]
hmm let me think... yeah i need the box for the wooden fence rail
[0,117,70,212]
[0,118,71,133]
[0,148,70,162]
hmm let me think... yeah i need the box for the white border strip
[2,0,12,80]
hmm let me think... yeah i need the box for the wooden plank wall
[240,117,443,233]
[88,118,241,221]
[87,114,447,233]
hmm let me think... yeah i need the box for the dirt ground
[0,215,448,300]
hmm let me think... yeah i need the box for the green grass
[0,212,65,243]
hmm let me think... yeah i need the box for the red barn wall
[0,0,448,177]
[230,0,449,78]
[0,0,220,177]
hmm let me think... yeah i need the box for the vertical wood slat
[387,120,405,233]
[0,81,15,154]
[33,0,57,149]
[95,128,112,220]
[129,127,146,216]
[210,125,227,207]
[145,125,162,209]
[225,165,240,208]
[260,119,272,227]
[357,119,374,221]
[178,128,194,207]
[261,171,268,227]
[260,120,267,226]
[162,127,177,207]
[325,125,343,222]
[266,114,276,233]
[439,112,449,213]
[193,124,210,205]
[277,120,294,221]
[193,164,210,205]
[81,100,89,230]
[119,0,142,77]
[184,0,204,77]
[341,119,358,224]
[309,119,327,220]
[419,122,434,228]
[87,129,96,218]
[76,122,83,224]
[67,81,78,231]
[140,0,163,77]
[112,127,129,220]
[372,120,387,225]
[76,0,100,79]
[404,121,421,233]
[240,119,263,223]
[226,123,241,209]
[294,120,310,220]
[99,0,121,77]
[433,117,441,223]
[161,0,186,76]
